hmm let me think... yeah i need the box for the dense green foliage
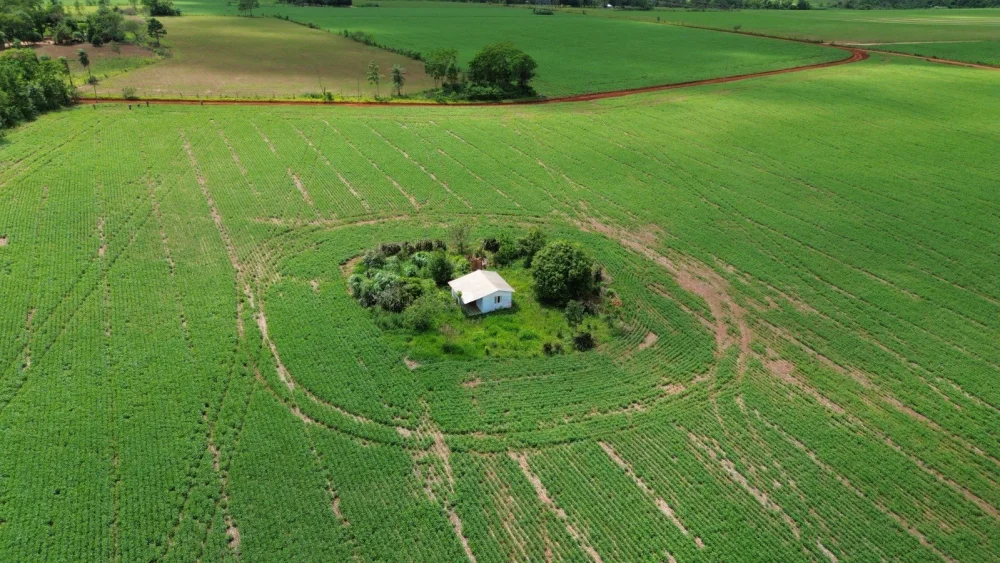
[465,41,537,98]
[0,48,72,134]
[0,44,998,563]
[532,240,596,305]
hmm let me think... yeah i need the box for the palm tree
[77,49,91,81]
[391,64,405,97]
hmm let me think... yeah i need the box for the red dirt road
[89,47,868,109]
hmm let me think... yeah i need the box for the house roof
[448,270,515,304]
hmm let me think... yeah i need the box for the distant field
[96,16,434,99]
[251,2,846,96]
[866,39,1000,66]
[2,54,999,561]
[590,7,1000,43]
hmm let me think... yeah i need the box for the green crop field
[251,2,846,96]
[866,39,1000,66]
[1,46,999,561]
[579,6,1000,66]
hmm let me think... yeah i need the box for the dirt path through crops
[87,47,868,108]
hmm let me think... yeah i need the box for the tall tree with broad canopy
[532,240,595,305]
[467,42,537,95]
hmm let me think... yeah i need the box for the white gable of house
[448,270,515,305]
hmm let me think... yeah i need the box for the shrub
[482,237,500,253]
[377,283,408,313]
[532,240,595,305]
[517,227,546,267]
[573,332,595,351]
[428,251,454,286]
[404,295,439,331]
[362,248,386,269]
[564,300,585,329]
[122,86,139,100]
[493,233,520,266]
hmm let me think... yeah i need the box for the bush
[573,332,595,351]
[428,251,454,286]
[517,227,546,267]
[404,295,439,331]
[564,300,585,329]
[362,248,386,269]
[493,233,520,266]
[532,240,595,305]
[377,283,408,313]
[122,86,139,100]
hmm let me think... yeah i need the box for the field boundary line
[85,48,867,109]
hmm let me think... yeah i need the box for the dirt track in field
[87,47,868,108]
[82,40,996,110]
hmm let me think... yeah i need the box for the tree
[532,240,595,305]
[493,233,519,266]
[467,42,537,94]
[237,0,259,16]
[448,220,473,256]
[517,227,546,267]
[390,64,404,96]
[424,48,458,88]
[366,60,380,98]
[146,18,165,46]
[60,56,73,88]
[564,300,585,329]
[427,251,454,286]
[77,48,90,80]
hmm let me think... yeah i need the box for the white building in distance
[448,270,514,314]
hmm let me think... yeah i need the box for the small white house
[448,270,514,314]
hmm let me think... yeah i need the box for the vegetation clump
[347,228,615,360]
[0,49,74,136]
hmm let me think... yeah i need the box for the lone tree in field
[366,60,380,98]
[237,0,259,17]
[468,42,537,96]
[390,64,405,96]
[532,240,595,306]
[77,48,91,80]
[146,18,165,47]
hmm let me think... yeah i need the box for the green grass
[590,6,1000,43]
[253,1,846,97]
[96,15,435,98]
[379,267,613,361]
[34,42,160,85]
[1,53,999,561]
[579,6,1000,66]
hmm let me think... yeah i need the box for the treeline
[0,49,74,137]
[1,0,179,47]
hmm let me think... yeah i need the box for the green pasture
[94,16,434,99]
[253,2,846,96]
[587,6,1000,42]
[1,52,999,561]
